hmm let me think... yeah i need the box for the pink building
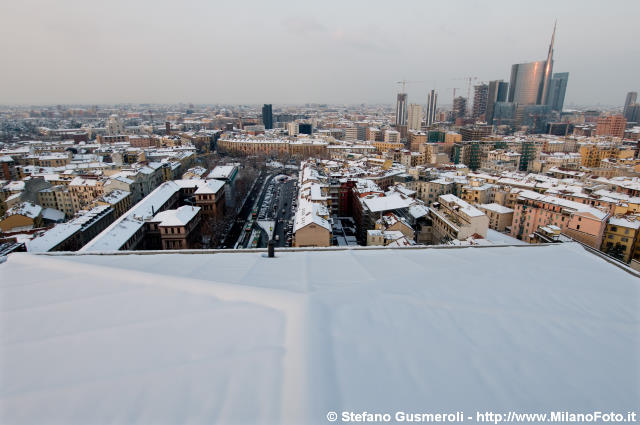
[511,190,609,248]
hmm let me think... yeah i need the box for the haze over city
[1,0,637,106]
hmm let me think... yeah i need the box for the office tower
[298,123,312,135]
[407,104,424,130]
[472,84,489,120]
[426,89,437,126]
[453,97,467,121]
[626,105,640,123]
[395,93,408,126]
[508,24,556,106]
[262,104,273,130]
[624,92,637,116]
[547,72,569,111]
[624,92,638,120]
[486,80,509,123]
[492,102,517,126]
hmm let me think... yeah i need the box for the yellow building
[601,216,640,263]
[0,202,43,232]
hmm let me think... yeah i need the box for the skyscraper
[395,93,408,126]
[486,80,509,124]
[546,72,569,111]
[472,84,489,120]
[262,104,273,130]
[508,23,556,106]
[407,104,423,130]
[624,92,638,118]
[426,90,437,126]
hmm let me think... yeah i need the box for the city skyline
[0,0,638,106]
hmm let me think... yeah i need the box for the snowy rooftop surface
[41,207,65,221]
[194,179,225,195]
[478,203,514,214]
[81,182,182,252]
[609,216,640,229]
[484,229,527,245]
[207,165,237,180]
[439,194,485,218]
[0,244,638,424]
[100,189,130,204]
[153,206,200,226]
[25,222,81,252]
[293,198,331,233]
[5,202,42,219]
[363,193,413,213]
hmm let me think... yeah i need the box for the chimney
[267,240,275,258]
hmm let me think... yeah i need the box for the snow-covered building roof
[80,182,182,252]
[153,206,200,226]
[517,190,609,220]
[5,202,42,219]
[0,243,637,424]
[194,179,225,195]
[25,223,81,252]
[293,199,331,233]
[439,194,485,217]
[362,193,414,213]
[478,203,514,214]
[207,165,237,180]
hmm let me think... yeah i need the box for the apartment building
[152,205,202,250]
[601,216,640,263]
[511,190,609,248]
[595,115,626,138]
[69,177,105,213]
[460,179,497,204]
[477,203,514,232]
[429,194,489,242]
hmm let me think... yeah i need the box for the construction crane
[446,87,460,106]
[453,77,478,101]
[396,80,424,93]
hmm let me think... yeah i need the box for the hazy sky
[1,0,638,106]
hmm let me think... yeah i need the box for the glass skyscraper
[262,104,273,130]
[546,72,569,111]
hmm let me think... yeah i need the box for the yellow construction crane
[396,79,424,93]
[453,76,478,100]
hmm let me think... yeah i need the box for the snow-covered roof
[293,199,331,233]
[153,206,200,226]
[81,182,182,252]
[608,216,640,229]
[517,190,609,220]
[478,203,514,214]
[194,179,225,195]
[1,244,637,424]
[439,194,485,217]
[5,202,42,219]
[362,193,414,213]
[41,207,66,221]
[25,223,81,252]
[207,165,237,180]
